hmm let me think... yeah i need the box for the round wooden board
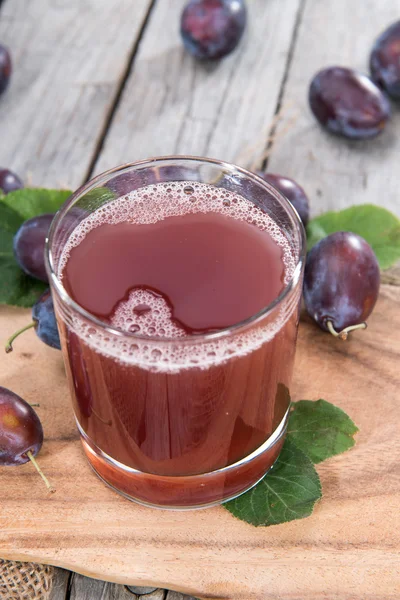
[0,286,399,600]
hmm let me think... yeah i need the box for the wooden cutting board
[0,286,399,600]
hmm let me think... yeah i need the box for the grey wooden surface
[267,0,400,215]
[1,0,400,598]
[0,0,153,188]
[93,0,302,175]
[48,569,195,600]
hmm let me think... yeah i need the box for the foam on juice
[58,181,300,372]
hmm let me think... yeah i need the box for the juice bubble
[111,289,186,339]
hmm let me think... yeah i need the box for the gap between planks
[92,0,304,176]
[56,571,196,600]
[0,0,155,189]
[83,0,158,184]
[261,0,307,171]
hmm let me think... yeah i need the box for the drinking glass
[46,156,306,509]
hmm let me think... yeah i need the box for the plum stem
[327,320,367,341]
[26,450,56,493]
[5,322,35,353]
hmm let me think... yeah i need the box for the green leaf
[0,188,71,307]
[287,399,358,464]
[224,398,358,527]
[0,202,24,235]
[307,204,400,269]
[224,439,321,526]
[0,204,24,265]
[0,188,71,221]
[0,257,47,307]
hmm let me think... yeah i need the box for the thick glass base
[79,411,288,510]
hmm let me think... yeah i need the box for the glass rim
[45,155,306,344]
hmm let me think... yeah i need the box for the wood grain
[67,573,165,600]
[65,577,196,599]
[266,0,400,216]
[93,0,302,175]
[68,573,107,600]
[166,593,194,600]
[1,286,399,600]
[0,0,153,189]
[48,568,71,600]
[47,573,196,600]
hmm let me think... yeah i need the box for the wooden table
[1,1,400,599]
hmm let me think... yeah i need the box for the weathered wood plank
[68,576,168,599]
[0,0,153,189]
[49,575,198,599]
[48,567,71,600]
[266,0,400,216]
[166,592,197,600]
[94,0,302,175]
[0,286,399,599]
[68,572,107,599]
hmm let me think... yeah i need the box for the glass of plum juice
[46,157,305,509]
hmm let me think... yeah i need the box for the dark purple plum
[0,44,11,94]
[0,386,43,466]
[257,172,310,227]
[309,67,391,139]
[0,168,23,194]
[0,386,54,491]
[304,232,380,339]
[181,0,247,60]
[370,20,400,99]
[32,289,60,349]
[13,213,55,282]
[5,289,61,353]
